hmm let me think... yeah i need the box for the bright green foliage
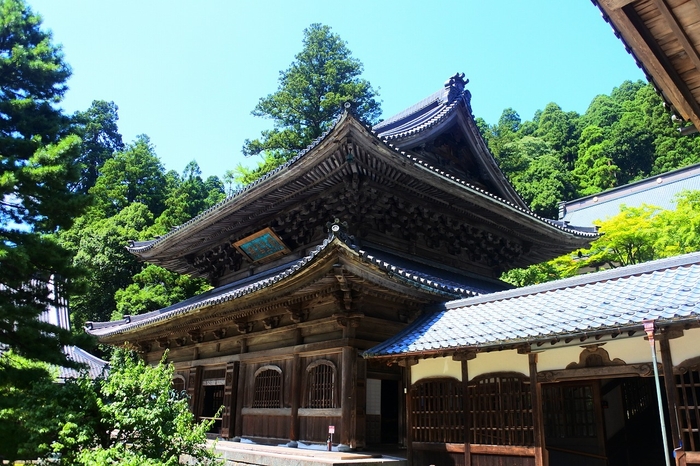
[151,161,225,234]
[534,103,580,168]
[0,353,104,462]
[89,135,167,219]
[483,80,700,214]
[114,265,211,319]
[498,136,575,218]
[0,0,86,378]
[585,204,660,268]
[60,203,154,329]
[62,150,226,329]
[502,191,700,286]
[51,350,221,466]
[653,190,700,257]
[573,125,619,195]
[238,23,381,183]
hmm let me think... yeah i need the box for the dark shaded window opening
[306,361,336,408]
[252,367,282,408]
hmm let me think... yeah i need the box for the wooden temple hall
[83,72,700,466]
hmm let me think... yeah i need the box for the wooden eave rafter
[131,113,595,276]
[597,0,700,129]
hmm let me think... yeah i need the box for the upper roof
[88,228,507,340]
[560,162,700,225]
[365,250,700,359]
[593,0,700,131]
[127,75,596,277]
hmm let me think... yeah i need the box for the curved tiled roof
[58,346,108,381]
[90,231,497,339]
[128,75,597,268]
[365,251,700,358]
[127,111,348,255]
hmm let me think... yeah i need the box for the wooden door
[542,381,607,466]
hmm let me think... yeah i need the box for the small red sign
[329,425,335,434]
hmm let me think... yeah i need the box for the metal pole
[644,320,672,466]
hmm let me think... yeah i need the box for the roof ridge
[446,250,700,309]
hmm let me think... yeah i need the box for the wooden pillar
[234,339,247,438]
[404,361,414,466]
[220,361,238,438]
[529,353,545,466]
[340,346,356,448]
[462,359,471,466]
[289,353,301,442]
[187,366,202,418]
[661,337,682,450]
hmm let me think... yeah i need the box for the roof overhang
[594,0,700,131]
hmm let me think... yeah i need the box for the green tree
[71,100,124,194]
[89,135,167,218]
[52,350,220,465]
[573,125,619,195]
[61,203,154,329]
[0,353,103,462]
[151,161,225,234]
[0,0,86,377]
[0,350,219,465]
[239,23,381,182]
[499,136,574,218]
[113,265,211,319]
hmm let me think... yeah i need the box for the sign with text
[328,425,335,434]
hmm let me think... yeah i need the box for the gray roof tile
[89,232,503,338]
[365,252,700,358]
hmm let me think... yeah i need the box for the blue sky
[30,0,645,180]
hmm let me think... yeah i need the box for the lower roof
[87,230,508,340]
[365,251,700,359]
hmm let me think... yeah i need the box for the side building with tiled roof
[86,74,596,452]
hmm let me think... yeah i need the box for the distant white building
[4,277,107,381]
[559,163,700,226]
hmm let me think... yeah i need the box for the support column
[529,353,545,466]
[288,353,301,446]
[404,360,415,466]
[462,359,471,466]
[234,339,247,439]
[220,361,238,438]
[187,366,202,419]
[661,337,682,451]
[340,346,357,450]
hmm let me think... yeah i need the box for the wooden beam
[462,360,471,466]
[406,365,413,465]
[652,0,700,76]
[600,0,700,127]
[340,347,355,448]
[660,338,682,450]
[289,353,301,442]
[622,4,700,128]
[599,0,637,10]
[529,354,545,466]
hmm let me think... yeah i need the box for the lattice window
[676,370,700,451]
[469,373,533,446]
[542,384,596,439]
[252,366,282,408]
[306,360,336,408]
[410,378,464,443]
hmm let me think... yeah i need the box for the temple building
[86,73,596,452]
